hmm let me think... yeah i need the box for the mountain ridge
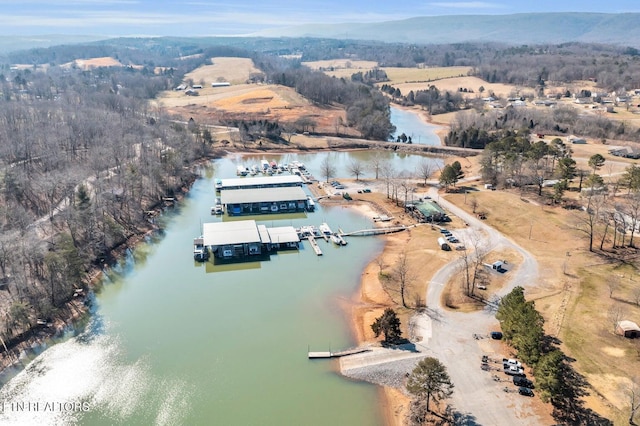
[253,12,640,46]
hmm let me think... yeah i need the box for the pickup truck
[502,358,522,368]
[503,365,525,376]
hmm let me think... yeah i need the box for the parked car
[490,331,503,340]
[477,285,487,290]
[334,185,345,189]
[447,236,459,243]
[518,387,534,397]
[503,358,522,368]
[439,229,449,234]
[513,376,534,388]
[504,365,525,376]
[455,245,466,251]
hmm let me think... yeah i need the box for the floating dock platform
[308,235,323,256]
[308,347,371,359]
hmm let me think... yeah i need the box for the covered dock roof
[202,220,299,246]
[202,220,264,246]
[219,175,303,190]
[220,187,307,205]
[267,227,300,244]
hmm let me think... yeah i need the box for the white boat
[330,234,342,245]
[319,223,332,235]
[236,165,249,176]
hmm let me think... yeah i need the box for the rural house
[615,320,640,338]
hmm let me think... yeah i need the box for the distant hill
[254,13,640,47]
[0,35,110,54]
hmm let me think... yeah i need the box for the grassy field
[383,66,472,84]
[440,165,640,423]
[184,57,260,85]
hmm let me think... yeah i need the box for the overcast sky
[1,0,639,36]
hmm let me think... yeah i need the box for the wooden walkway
[308,347,371,359]
[307,236,323,256]
[341,225,409,237]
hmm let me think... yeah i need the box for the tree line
[496,287,612,425]
[0,52,213,352]
[446,106,640,148]
[255,55,395,140]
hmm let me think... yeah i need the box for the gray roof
[221,187,307,204]
[268,227,300,244]
[202,221,300,246]
[220,175,302,189]
[202,220,262,246]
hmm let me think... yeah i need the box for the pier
[308,347,371,359]
[307,235,323,256]
[341,225,410,237]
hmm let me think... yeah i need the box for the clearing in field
[303,59,378,71]
[60,57,124,70]
[156,83,347,134]
[184,57,261,86]
[392,76,520,99]
[382,66,472,85]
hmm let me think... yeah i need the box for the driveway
[409,187,545,425]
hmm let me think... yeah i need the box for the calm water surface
[390,106,442,145]
[0,151,442,425]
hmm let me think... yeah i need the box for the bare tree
[395,251,413,308]
[459,231,486,297]
[469,197,479,214]
[608,277,620,298]
[369,153,385,180]
[348,159,364,181]
[416,159,434,187]
[627,378,640,425]
[319,154,336,183]
[608,305,625,333]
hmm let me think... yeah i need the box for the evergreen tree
[371,308,402,344]
[406,357,454,413]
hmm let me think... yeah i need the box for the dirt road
[409,187,547,425]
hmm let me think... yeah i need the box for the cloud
[428,1,503,9]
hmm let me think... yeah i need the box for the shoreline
[0,111,451,424]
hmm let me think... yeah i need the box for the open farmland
[184,57,260,85]
[383,66,472,84]
[157,83,348,134]
[60,56,125,70]
[391,75,520,99]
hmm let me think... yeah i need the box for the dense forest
[0,51,215,351]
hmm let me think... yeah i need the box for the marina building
[200,220,300,259]
[215,175,303,191]
[221,186,310,216]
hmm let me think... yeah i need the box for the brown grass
[60,56,124,70]
[185,57,260,85]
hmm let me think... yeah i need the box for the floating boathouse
[221,187,309,216]
[202,220,300,259]
[216,175,303,191]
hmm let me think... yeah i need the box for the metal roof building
[202,220,263,247]
[220,187,307,205]
[201,220,299,247]
[218,175,303,191]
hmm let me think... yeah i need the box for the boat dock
[341,225,410,237]
[308,347,371,359]
[308,235,323,256]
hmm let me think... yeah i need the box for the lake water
[390,106,442,145]
[0,151,442,425]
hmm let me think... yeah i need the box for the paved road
[409,187,544,425]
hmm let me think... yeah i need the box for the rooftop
[202,220,299,246]
[220,175,303,188]
[221,187,307,204]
